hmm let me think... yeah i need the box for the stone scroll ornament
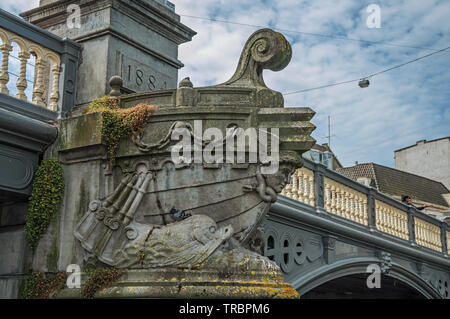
[221,28,292,108]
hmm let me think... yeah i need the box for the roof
[394,136,450,153]
[336,163,450,207]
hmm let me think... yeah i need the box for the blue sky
[2,0,449,168]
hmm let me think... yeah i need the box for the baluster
[32,56,46,106]
[15,50,30,100]
[308,173,314,206]
[303,171,310,205]
[402,214,407,239]
[49,62,61,111]
[383,206,388,233]
[0,42,12,94]
[324,182,331,212]
[342,188,348,219]
[378,204,386,232]
[291,170,298,201]
[335,185,341,216]
[356,194,362,224]
[362,196,368,225]
[348,192,355,221]
[330,183,336,214]
[393,212,399,236]
[357,193,363,224]
[418,224,424,246]
[297,170,304,203]
[428,226,432,248]
[378,204,383,232]
[388,208,394,235]
[387,207,392,233]
[283,183,291,198]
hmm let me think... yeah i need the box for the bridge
[0,5,449,299]
[263,159,450,298]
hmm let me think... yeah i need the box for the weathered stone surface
[56,247,299,299]
[33,28,314,298]
[0,227,28,275]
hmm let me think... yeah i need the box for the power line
[9,54,36,67]
[8,71,34,84]
[283,45,450,96]
[180,14,445,52]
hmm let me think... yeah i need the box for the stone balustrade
[324,177,368,226]
[281,159,449,256]
[0,26,61,110]
[281,167,315,206]
[375,200,409,240]
[415,218,442,252]
[0,9,80,116]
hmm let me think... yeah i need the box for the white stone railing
[281,159,449,256]
[281,167,315,206]
[375,200,409,240]
[415,218,442,252]
[0,26,62,111]
[324,177,368,226]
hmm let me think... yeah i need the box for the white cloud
[173,0,450,167]
[0,0,38,14]
[1,0,448,169]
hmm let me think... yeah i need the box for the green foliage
[22,272,67,299]
[81,268,125,299]
[85,96,156,165]
[25,159,65,251]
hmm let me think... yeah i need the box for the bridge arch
[289,257,442,299]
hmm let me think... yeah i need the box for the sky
[2,0,449,168]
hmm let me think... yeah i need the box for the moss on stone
[25,159,65,251]
[22,272,67,299]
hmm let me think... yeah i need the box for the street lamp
[359,78,370,88]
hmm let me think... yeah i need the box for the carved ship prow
[74,29,316,268]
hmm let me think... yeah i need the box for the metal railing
[0,9,80,115]
[281,159,449,255]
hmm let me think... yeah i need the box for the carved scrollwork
[124,226,139,240]
[223,28,292,88]
[380,251,392,274]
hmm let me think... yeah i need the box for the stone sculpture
[67,28,315,298]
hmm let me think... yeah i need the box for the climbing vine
[22,272,67,299]
[85,96,156,165]
[25,159,65,251]
[81,268,125,299]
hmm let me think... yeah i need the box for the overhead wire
[283,45,450,95]
[179,14,449,96]
[180,14,446,52]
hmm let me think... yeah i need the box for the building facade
[395,137,450,190]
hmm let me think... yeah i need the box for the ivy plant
[84,96,156,165]
[25,159,65,251]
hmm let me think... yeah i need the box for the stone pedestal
[57,247,299,299]
[21,0,196,106]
